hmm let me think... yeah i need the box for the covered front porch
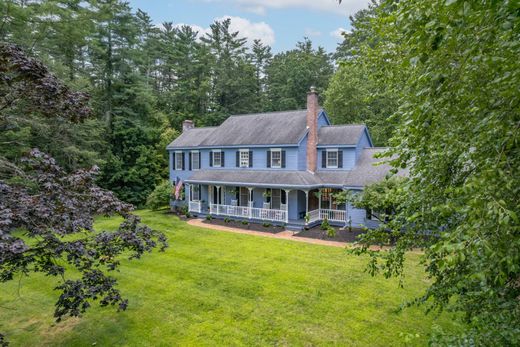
[186,183,350,227]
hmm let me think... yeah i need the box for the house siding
[356,130,371,162]
[169,146,301,181]
[297,133,308,170]
[316,147,356,171]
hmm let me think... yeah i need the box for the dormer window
[326,149,338,168]
[271,149,282,168]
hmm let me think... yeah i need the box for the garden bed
[295,225,367,243]
[201,217,285,234]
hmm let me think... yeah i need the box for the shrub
[206,215,213,221]
[224,217,231,223]
[262,222,272,228]
[320,218,330,230]
[241,220,249,225]
[327,226,336,238]
[146,180,172,210]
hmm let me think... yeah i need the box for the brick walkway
[187,218,353,248]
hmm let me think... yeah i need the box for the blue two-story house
[167,87,396,230]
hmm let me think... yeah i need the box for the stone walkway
[188,218,354,248]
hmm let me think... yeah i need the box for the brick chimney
[182,120,194,132]
[306,86,319,173]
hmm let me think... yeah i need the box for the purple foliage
[0,43,90,122]
[0,149,167,321]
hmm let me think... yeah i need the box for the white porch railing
[308,209,347,224]
[309,209,321,223]
[189,201,201,213]
[209,203,287,223]
[319,209,347,223]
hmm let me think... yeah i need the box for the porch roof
[184,148,406,189]
[185,169,324,188]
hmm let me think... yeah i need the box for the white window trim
[271,148,282,169]
[326,149,338,169]
[175,151,183,170]
[191,150,200,170]
[239,149,249,168]
[212,149,222,167]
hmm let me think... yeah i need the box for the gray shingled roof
[185,148,406,188]
[167,127,216,148]
[317,125,366,146]
[167,110,309,148]
[186,170,321,188]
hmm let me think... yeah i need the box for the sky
[127,0,371,53]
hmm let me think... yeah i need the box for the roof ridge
[227,109,307,118]
[321,124,366,128]
[186,126,218,130]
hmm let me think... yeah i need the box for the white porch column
[186,183,191,202]
[284,189,291,223]
[216,186,221,215]
[304,190,309,214]
[248,187,253,218]
[318,190,321,220]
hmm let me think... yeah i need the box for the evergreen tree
[266,38,333,110]
[201,18,257,124]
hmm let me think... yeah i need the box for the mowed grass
[0,210,460,346]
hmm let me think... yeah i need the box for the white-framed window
[175,151,183,170]
[213,150,222,167]
[326,149,338,168]
[271,149,281,168]
[191,151,200,170]
[190,184,201,201]
[239,149,249,168]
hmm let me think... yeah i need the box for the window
[175,151,183,170]
[271,149,281,168]
[191,151,200,170]
[213,151,222,167]
[190,184,201,201]
[240,150,249,168]
[326,150,338,168]
[366,209,383,221]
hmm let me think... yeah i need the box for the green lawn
[0,210,460,346]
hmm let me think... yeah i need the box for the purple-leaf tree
[0,44,168,344]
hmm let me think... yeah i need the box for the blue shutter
[266,150,271,168]
[209,152,213,167]
[338,150,343,168]
[281,150,286,168]
[236,151,239,167]
[249,150,253,167]
[322,150,326,168]
[221,151,225,166]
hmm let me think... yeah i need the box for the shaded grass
[0,210,461,346]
